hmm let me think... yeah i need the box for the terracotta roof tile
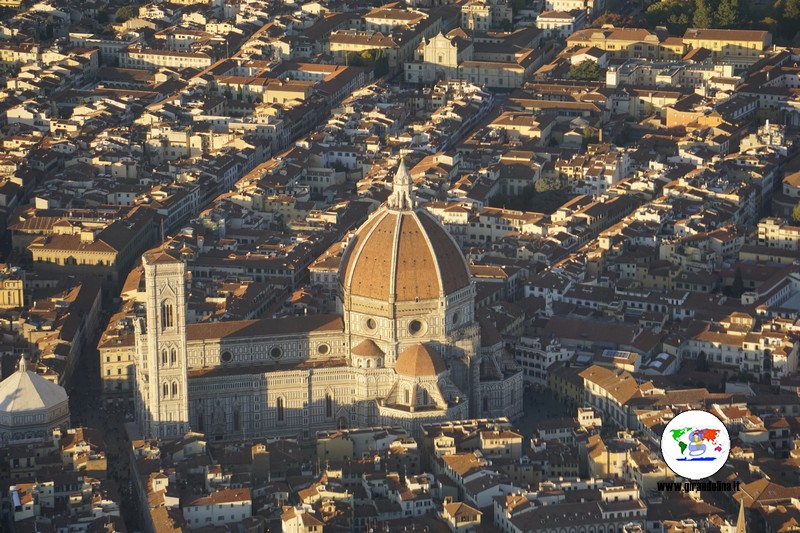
[352,339,385,357]
[185,314,343,342]
[341,209,470,302]
[395,343,446,377]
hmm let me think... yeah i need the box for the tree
[346,51,367,67]
[535,177,563,193]
[115,5,136,22]
[697,351,709,371]
[786,0,800,20]
[645,0,694,34]
[530,190,573,213]
[716,0,742,27]
[792,201,800,223]
[591,12,642,28]
[730,267,745,298]
[374,55,389,77]
[499,18,514,32]
[581,126,599,146]
[760,16,779,34]
[568,59,603,81]
[693,0,716,28]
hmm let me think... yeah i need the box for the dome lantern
[387,158,416,211]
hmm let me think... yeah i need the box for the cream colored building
[120,46,213,69]
[328,30,402,67]
[535,10,587,39]
[461,0,513,32]
[26,207,157,288]
[567,27,686,60]
[478,430,523,459]
[757,218,800,251]
[99,322,136,407]
[0,43,39,68]
[442,501,482,533]
[683,28,771,62]
[545,0,604,16]
[0,267,24,309]
[364,7,427,33]
[405,30,538,88]
[134,162,523,441]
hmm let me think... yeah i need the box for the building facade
[134,162,523,441]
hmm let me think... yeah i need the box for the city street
[516,386,574,440]
[69,342,140,530]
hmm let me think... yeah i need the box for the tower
[136,248,190,439]
[735,497,746,533]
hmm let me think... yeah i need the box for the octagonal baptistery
[339,160,478,369]
[0,358,69,446]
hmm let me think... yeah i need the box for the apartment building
[566,27,686,60]
[536,10,587,40]
[461,0,513,32]
[757,217,800,251]
[121,46,214,69]
[182,489,252,528]
[544,0,604,16]
[26,207,158,288]
[683,28,771,63]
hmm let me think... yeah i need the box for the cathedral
[133,161,523,441]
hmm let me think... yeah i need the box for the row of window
[162,381,181,399]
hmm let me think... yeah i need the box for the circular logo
[660,410,730,480]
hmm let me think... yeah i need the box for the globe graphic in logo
[661,410,730,480]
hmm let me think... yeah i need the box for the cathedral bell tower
[136,248,190,439]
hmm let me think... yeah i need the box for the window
[161,301,174,329]
[163,382,169,398]
[326,393,333,418]
[170,349,177,365]
[277,397,284,422]
[161,349,168,366]
[172,382,178,397]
